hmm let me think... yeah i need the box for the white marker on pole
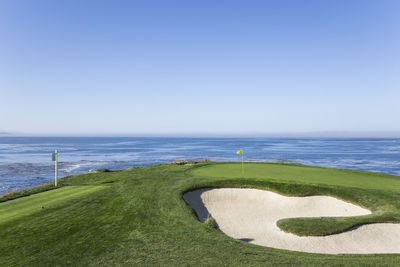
[53,149,58,187]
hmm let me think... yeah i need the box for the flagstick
[55,149,58,187]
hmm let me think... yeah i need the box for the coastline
[2,137,400,195]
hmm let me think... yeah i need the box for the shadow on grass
[238,238,254,242]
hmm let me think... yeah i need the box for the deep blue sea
[0,137,399,194]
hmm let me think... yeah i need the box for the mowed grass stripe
[0,186,87,210]
[0,186,107,224]
[190,163,400,190]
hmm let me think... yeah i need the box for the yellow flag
[236,149,243,154]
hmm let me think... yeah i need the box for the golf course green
[1,162,400,266]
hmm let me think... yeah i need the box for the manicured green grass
[0,186,107,225]
[0,162,399,266]
[192,163,400,190]
[189,162,400,190]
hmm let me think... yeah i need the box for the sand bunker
[183,188,400,254]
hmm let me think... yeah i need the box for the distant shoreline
[2,133,400,138]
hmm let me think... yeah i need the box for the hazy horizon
[2,130,400,138]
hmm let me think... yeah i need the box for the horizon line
[2,131,400,138]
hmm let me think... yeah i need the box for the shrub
[204,216,218,229]
[96,168,112,173]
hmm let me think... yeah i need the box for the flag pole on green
[236,149,244,177]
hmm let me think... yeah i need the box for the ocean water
[0,137,399,194]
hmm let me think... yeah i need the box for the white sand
[183,188,400,254]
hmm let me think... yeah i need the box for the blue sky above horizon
[1,0,399,136]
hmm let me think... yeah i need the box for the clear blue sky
[1,0,399,136]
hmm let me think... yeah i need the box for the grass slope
[0,186,107,225]
[0,162,399,266]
